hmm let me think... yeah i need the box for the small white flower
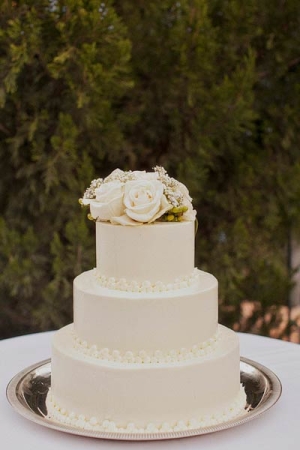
[86,181,125,221]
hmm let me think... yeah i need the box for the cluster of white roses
[80,167,196,225]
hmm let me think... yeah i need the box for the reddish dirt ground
[232,302,300,343]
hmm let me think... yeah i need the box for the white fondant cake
[47,168,246,433]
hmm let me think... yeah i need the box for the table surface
[1,330,299,450]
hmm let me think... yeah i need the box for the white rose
[112,179,171,224]
[182,200,197,221]
[89,181,125,221]
[107,168,125,179]
[132,170,159,181]
[177,182,196,221]
[177,181,192,202]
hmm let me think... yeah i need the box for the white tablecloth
[1,331,299,450]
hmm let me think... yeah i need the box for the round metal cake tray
[6,357,281,441]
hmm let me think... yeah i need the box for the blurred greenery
[1,0,300,340]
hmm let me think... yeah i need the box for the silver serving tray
[6,357,281,441]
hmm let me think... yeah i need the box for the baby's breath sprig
[153,166,167,177]
[153,166,184,208]
[83,178,104,199]
[104,169,137,184]
[164,187,184,207]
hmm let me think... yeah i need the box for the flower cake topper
[80,166,196,226]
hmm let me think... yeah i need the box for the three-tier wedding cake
[46,167,246,433]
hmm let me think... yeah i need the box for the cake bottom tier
[47,324,246,432]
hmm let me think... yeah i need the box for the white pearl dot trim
[46,386,246,433]
[72,328,220,364]
[96,268,200,292]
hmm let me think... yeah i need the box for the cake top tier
[95,221,195,283]
[80,166,196,226]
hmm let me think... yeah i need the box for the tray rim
[6,356,282,441]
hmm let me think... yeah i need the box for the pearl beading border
[95,268,200,293]
[72,328,219,364]
[46,386,246,433]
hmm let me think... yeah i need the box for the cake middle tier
[74,269,218,353]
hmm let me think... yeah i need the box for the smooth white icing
[47,385,246,433]
[49,324,243,429]
[96,221,195,283]
[73,269,218,353]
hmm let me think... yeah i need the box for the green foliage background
[1,0,300,339]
